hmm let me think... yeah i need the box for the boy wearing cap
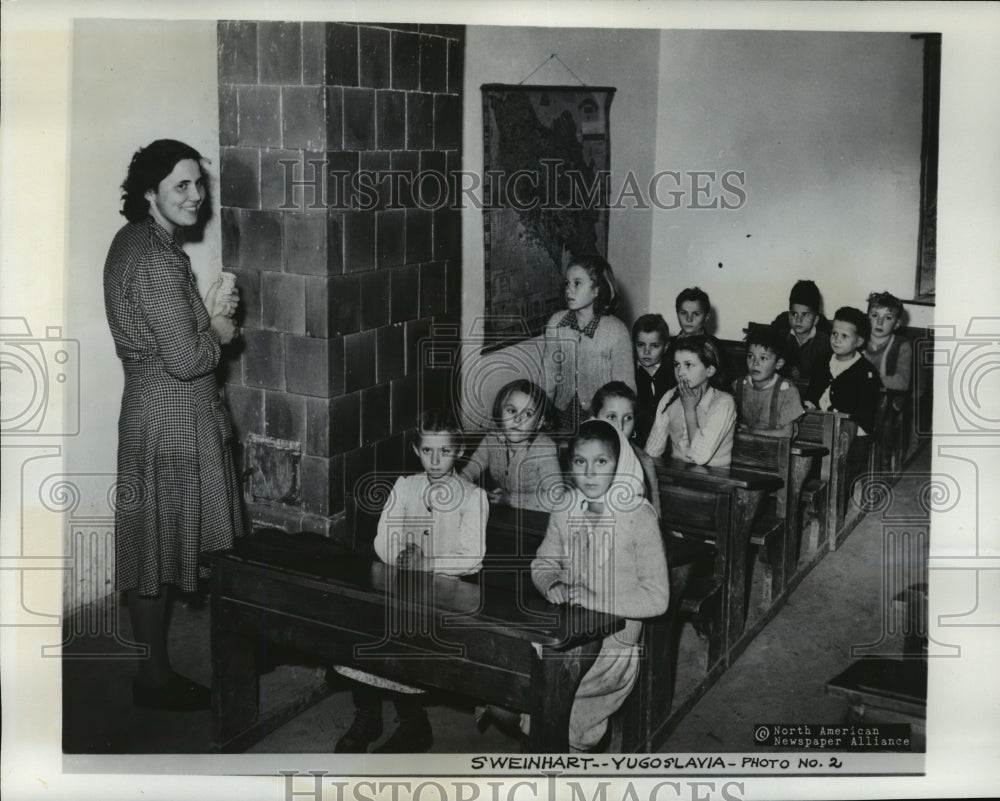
[770,280,833,382]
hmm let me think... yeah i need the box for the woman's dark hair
[120,139,205,222]
[566,254,618,315]
[570,419,621,464]
[491,379,554,433]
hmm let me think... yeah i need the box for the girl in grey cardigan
[543,255,635,430]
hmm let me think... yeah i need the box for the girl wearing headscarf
[530,419,669,751]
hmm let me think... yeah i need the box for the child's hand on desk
[396,542,427,571]
[567,584,597,607]
[803,400,817,410]
[545,581,569,604]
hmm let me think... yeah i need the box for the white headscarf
[572,419,648,516]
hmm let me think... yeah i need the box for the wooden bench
[731,431,826,610]
[795,409,860,552]
[825,657,927,749]
[204,529,623,753]
[655,459,783,669]
[484,503,697,754]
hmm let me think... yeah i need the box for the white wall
[648,31,926,338]
[459,28,929,422]
[63,20,220,606]
[67,19,221,477]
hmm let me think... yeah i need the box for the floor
[62,445,928,755]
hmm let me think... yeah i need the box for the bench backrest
[731,430,792,517]
[732,431,789,474]
[794,409,858,544]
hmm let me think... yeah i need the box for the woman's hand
[545,581,568,604]
[205,275,239,318]
[803,400,817,410]
[211,314,238,345]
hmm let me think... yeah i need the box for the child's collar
[793,325,817,345]
[746,374,779,390]
[829,351,862,371]
[559,309,602,338]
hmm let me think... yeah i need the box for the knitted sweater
[530,491,668,750]
[543,311,636,414]
[864,334,913,393]
[732,375,804,436]
[460,433,563,512]
[373,473,488,576]
[805,354,883,435]
[770,312,833,381]
[531,492,669,647]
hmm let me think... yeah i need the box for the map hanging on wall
[482,84,615,350]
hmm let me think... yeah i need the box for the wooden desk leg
[211,599,259,752]
[528,639,602,752]
[785,456,813,585]
[723,489,764,659]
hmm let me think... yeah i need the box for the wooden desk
[826,658,927,736]
[795,410,857,552]
[204,529,623,753]
[483,504,550,564]
[655,459,783,665]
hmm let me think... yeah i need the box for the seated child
[531,419,669,751]
[769,279,833,382]
[804,307,883,435]
[674,287,726,388]
[460,379,563,512]
[732,326,805,437]
[632,313,672,448]
[335,409,488,754]
[645,335,737,467]
[864,291,913,403]
[543,254,635,431]
[591,381,661,518]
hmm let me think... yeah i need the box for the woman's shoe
[334,709,384,753]
[132,674,211,711]
[474,704,524,739]
[372,712,433,753]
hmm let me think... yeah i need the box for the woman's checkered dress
[104,218,245,595]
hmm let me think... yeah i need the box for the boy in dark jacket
[770,279,833,382]
[805,306,882,436]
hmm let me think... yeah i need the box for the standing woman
[104,139,244,710]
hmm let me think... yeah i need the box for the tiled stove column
[217,21,464,543]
